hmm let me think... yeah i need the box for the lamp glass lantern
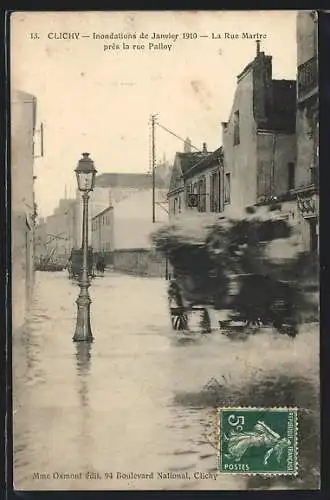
[75,152,97,192]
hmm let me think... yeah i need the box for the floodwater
[12,271,320,491]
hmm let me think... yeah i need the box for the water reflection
[74,342,94,469]
[13,272,319,491]
[170,334,202,347]
[75,342,92,407]
[19,296,46,387]
[75,342,92,374]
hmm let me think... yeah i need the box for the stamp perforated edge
[216,406,299,476]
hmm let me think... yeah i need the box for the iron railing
[297,56,318,101]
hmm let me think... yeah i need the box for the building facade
[222,41,296,216]
[91,205,114,254]
[221,22,318,254]
[294,10,319,253]
[46,199,76,258]
[35,198,76,261]
[167,17,319,256]
[11,89,37,330]
[183,147,224,215]
[34,217,47,259]
[112,188,168,250]
[168,139,210,218]
[73,172,165,248]
[90,187,168,275]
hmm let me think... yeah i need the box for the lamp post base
[73,287,94,342]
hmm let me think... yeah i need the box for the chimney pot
[202,142,207,153]
[256,40,261,56]
[184,137,192,153]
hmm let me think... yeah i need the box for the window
[198,176,206,212]
[186,184,191,207]
[233,110,240,146]
[297,56,317,101]
[224,173,231,204]
[311,165,319,186]
[309,218,318,253]
[210,171,220,212]
[173,197,180,215]
[288,162,295,190]
[219,170,223,212]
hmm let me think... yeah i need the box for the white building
[73,171,167,249]
[11,89,37,330]
[113,188,168,250]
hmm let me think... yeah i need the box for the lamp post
[73,153,97,342]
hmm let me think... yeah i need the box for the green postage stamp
[218,407,298,475]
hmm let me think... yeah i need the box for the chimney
[202,142,207,153]
[184,137,192,153]
[256,40,261,56]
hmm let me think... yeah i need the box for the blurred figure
[167,278,188,331]
[96,255,105,275]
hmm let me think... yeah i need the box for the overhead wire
[155,121,202,152]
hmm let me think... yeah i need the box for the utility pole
[151,114,156,223]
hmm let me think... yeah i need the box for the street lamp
[73,152,97,342]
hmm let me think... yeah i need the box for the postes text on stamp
[218,407,298,475]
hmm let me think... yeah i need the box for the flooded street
[13,271,319,491]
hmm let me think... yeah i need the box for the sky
[11,10,298,217]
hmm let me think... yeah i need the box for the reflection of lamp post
[73,153,97,342]
[74,342,93,470]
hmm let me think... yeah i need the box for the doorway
[309,218,318,253]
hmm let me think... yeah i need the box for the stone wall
[113,248,166,277]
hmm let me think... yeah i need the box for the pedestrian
[168,278,188,330]
[96,255,105,275]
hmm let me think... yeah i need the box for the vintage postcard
[10,10,319,491]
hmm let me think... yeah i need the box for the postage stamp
[218,407,298,475]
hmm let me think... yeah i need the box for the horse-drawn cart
[153,211,303,337]
[167,276,214,333]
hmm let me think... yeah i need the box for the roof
[176,152,209,174]
[95,171,167,189]
[183,147,224,179]
[168,152,210,193]
[95,173,152,189]
[92,205,113,220]
[11,89,36,102]
[237,61,254,82]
